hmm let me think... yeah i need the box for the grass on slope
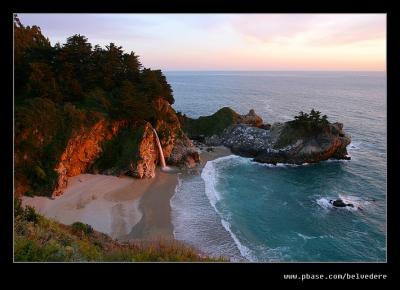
[14,198,226,262]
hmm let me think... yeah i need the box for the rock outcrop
[330,199,354,208]
[168,138,200,168]
[129,122,158,179]
[52,119,127,197]
[52,98,199,196]
[205,121,351,165]
[153,97,200,168]
[237,109,263,127]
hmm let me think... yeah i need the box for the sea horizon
[168,70,386,262]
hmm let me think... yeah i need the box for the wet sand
[124,169,178,241]
[125,146,232,242]
[21,173,175,241]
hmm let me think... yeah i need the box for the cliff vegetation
[178,107,241,137]
[14,15,193,197]
[14,198,225,262]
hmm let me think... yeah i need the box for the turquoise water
[167,71,386,262]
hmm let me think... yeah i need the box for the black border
[2,0,399,284]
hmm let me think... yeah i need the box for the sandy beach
[21,172,177,241]
[22,145,232,242]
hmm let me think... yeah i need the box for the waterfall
[152,128,167,168]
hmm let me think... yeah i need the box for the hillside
[14,199,225,262]
[14,16,197,198]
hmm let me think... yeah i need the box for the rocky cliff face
[153,97,200,168]
[52,98,199,196]
[237,109,264,127]
[168,137,200,168]
[128,122,158,179]
[52,119,127,197]
[205,121,351,165]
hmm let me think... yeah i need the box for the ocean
[166,71,386,262]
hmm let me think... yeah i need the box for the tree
[101,43,125,90]
[139,69,174,104]
[26,62,63,103]
[123,52,142,84]
[14,16,53,102]
[56,34,93,93]
[293,109,329,128]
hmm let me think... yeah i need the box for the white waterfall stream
[152,128,167,168]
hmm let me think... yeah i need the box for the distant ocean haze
[167,71,386,262]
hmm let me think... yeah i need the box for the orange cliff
[51,118,127,197]
[15,97,200,198]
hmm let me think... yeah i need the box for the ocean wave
[316,195,371,212]
[220,219,256,262]
[201,161,222,207]
[170,173,183,239]
[201,157,256,261]
[210,153,352,168]
[295,232,318,240]
[214,154,314,168]
[253,161,309,168]
[324,159,351,163]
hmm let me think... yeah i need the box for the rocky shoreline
[186,109,351,165]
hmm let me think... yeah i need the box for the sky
[17,14,386,71]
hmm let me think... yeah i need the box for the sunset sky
[17,14,386,71]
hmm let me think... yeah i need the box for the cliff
[15,97,199,198]
[52,118,127,197]
[14,19,201,198]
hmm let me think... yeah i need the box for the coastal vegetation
[273,109,330,149]
[178,107,241,137]
[14,198,226,262]
[14,15,181,197]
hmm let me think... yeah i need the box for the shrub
[23,206,40,224]
[71,222,94,236]
[92,125,143,172]
[293,108,329,128]
[273,109,331,149]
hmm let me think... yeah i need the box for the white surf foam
[201,156,256,261]
[316,194,369,212]
[170,173,183,239]
[317,197,333,210]
[220,219,256,262]
[201,160,222,207]
[295,232,318,240]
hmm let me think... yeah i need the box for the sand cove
[21,146,232,243]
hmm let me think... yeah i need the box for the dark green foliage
[139,69,174,104]
[23,206,41,224]
[14,16,174,113]
[180,107,241,137]
[14,16,177,197]
[92,125,144,173]
[15,198,41,224]
[15,97,102,196]
[293,108,329,127]
[71,222,94,236]
[14,197,24,218]
[273,109,331,149]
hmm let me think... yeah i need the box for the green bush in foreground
[14,198,227,262]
